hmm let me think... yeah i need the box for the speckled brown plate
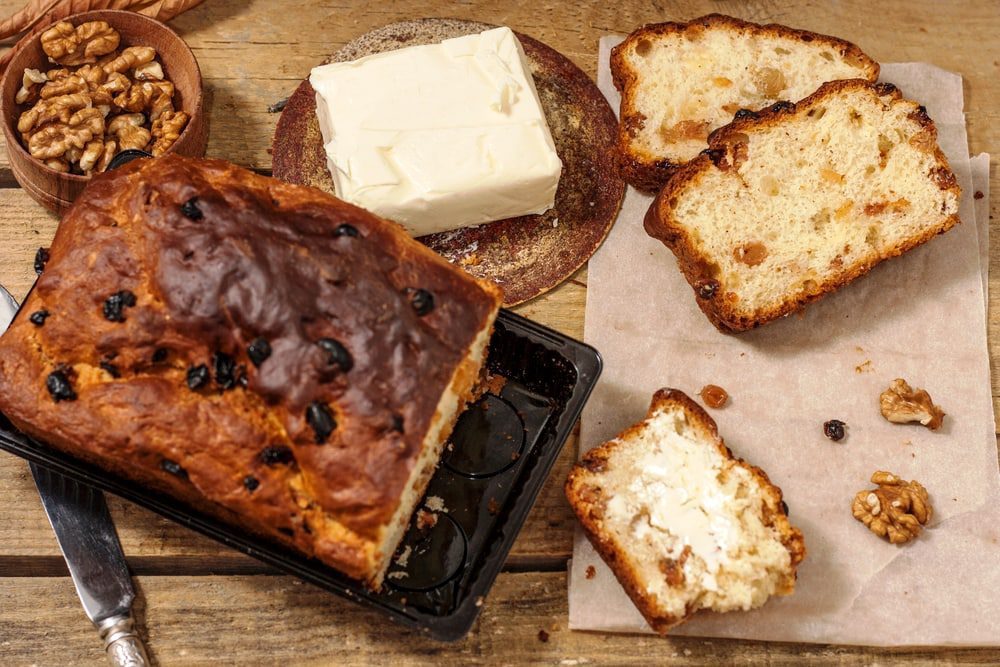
[271,18,624,306]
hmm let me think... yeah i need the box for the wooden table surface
[0,1,997,664]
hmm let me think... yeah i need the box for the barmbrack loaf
[0,155,502,587]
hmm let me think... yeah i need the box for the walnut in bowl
[1,10,207,213]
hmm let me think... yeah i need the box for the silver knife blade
[0,283,148,665]
[29,463,135,623]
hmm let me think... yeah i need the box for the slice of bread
[611,14,879,192]
[645,80,961,332]
[566,389,805,633]
[645,80,961,333]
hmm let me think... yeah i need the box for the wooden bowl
[0,10,207,213]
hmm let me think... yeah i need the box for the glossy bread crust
[0,155,502,583]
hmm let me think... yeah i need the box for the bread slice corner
[644,79,961,333]
[565,388,805,633]
[611,14,879,192]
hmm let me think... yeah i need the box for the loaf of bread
[645,80,961,332]
[0,155,503,587]
[565,389,805,633]
[611,14,879,192]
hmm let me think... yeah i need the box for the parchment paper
[569,37,999,646]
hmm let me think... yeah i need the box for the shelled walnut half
[17,21,189,175]
[879,378,945,430]
[852,471,932,544]
[41,21,119,67]
[15,68,47,104]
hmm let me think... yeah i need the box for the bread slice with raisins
[566,389,805,633]
[611,14,879,192]
[644,79,961,333]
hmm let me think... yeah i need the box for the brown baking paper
[568,37,999,646]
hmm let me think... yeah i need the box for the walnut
[118,125,152,151]
[95,139,117,173]
[63,21,120,67]
[41,21,119,67]
[852,471,932,544]
[114,81,156,113]
[133,61,164,81]
[15,68,48,105]
[102,72,131,95]
[39,74,87,99]
[26,107,104,159]
[18,36,184,172]
[879,379,945,430]
[107,113,150,151]
[150,110,189,156]
[44,157,70,173]
[102,46,156,75]
[87,85,113,108]
[18,92,91,134]
[64,145,83,164]
[78,139,105,173]
[37,68,110,112]
[40,22,79,63]
[107,113,146,134]
[76,64,107,86]
[148,81,175,121]
[95,50,121,68]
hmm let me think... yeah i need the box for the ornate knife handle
[98,615,150,667]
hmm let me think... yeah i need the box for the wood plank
[0,0,997,179]
[1,573,999,665]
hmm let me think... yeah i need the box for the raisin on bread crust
[644,79,961,333]
[611,14,879,192]
[566,389,805,634]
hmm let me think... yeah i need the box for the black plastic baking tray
[0,308,601,641]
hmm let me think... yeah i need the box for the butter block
[309,27,563,237]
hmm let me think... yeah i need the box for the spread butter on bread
[566,389,805,633]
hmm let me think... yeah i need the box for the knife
[0,284,150,666]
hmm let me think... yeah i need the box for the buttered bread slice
[611,14,878,192]
[566,389,805,633]
[645,80,961,333]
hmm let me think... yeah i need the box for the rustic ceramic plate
[271,18,624,306]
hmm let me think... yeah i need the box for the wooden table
[0,1,996,664]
